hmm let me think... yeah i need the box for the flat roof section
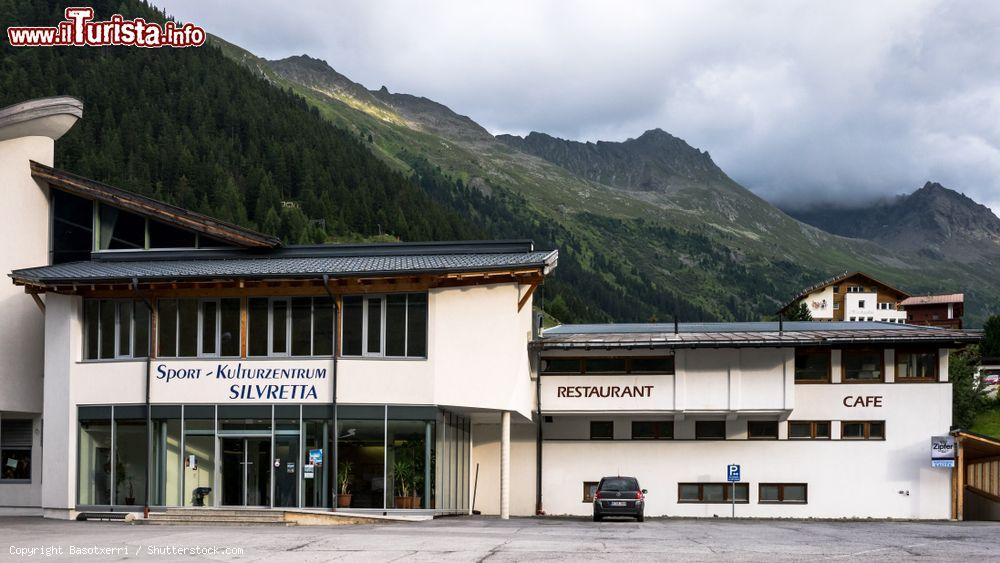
[536,321,981,350]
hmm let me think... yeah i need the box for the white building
[0,97,985,522]
[780,272,909,323]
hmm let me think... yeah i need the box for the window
[158,298,239,358]
[583,481,599,502]
[341,293,427,358]
[678,483,748,503]
[629,357,675,373]
[1,419,32,481]
[590,421,614,440]
[841,421,885,440]
[842,348,884,382]
[747,421,778,440]
[759,483,807,504]
[695,420,726,440]
[538,357,675,375]
[833,302,840,310]
[847,286,864,293]
[858,300,866,308]
[631,420,673,440]
[541,358,582,374]
[795,348,830,383]
[98,205,145,250]
[248,297,334,357]
[788,421,830,440]
[831,285,839,293]
[586,358,627,374]
[51,190,94,264]
[83,299,151,360]
[896,349,938,381]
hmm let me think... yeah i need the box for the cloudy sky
[155,0,1000,212]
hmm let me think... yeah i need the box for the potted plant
[125,476,136,505]
[337,461,353,508]
[393,457,416,508]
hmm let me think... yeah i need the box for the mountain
[4,0,998,326]
[496,129,786,225]
[786,182,1000,263]
[234,48,1000,326]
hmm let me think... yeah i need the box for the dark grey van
[593,476,646,522]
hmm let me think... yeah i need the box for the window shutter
[1,420,33,448]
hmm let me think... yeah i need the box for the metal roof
[900,293,965,306]
[536,321,981,350]
[10,242,558,285]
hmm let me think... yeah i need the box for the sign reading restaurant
[151,361,332,403]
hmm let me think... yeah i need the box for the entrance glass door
[221,437,271,506]
[274,435,299,508]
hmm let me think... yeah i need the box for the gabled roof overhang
[31,161,281,249]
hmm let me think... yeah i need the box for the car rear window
[599,477,638,491]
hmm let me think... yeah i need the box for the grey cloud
[155,0,1000,212]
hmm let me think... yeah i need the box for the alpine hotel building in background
[0,97,985,521]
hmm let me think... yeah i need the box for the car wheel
[636,513,644,523]
[593,513,602,522]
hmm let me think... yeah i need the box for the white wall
[540,348,794,414]
[471,421,536,516]
[803,287,835,320]
[0,135,51,415]
[537,383,952,519]
[339,283,535,419]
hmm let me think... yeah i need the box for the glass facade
[75,404,470,512]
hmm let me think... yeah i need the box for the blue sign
[932,459,955,468]
[309,449,323,466]
[727,464,741,482]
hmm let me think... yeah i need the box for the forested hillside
[0,0,476,246]
[0,0,700,322]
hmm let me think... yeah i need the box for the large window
[631,420,673,440]
[341,294,427,358]
[794,348,830,383]
[841,421,885,440]
[51,190,94,264]
[842,348,884,382]
[1,419,32,481]
[759,483,807,504]
[695,420,726,440]
[747,421,778,440]
[539,356,675,375]
[84,299,151,360]
[896,349,938,381]
[247,297,334,357]
[158,298,240,358]
[788,421,830,440]
[678,483,748,503]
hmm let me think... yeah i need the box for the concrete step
[142,509,291,526]
[143,519,290,526]
[161,509,282,518]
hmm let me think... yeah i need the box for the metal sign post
[727,464,741,518]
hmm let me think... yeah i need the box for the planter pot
[337,494,352,508]
[394,496,422,509]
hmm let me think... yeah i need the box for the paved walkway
[2,515,999,561]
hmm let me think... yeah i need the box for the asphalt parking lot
[2,515,999,561]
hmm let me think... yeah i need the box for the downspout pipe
[322,274,339,509]
[534,312,544,515]
[131,277,153,519]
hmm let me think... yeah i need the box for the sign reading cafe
[151,361,332,404]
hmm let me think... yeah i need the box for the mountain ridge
[249,51,999,326]
[786,181,1000,263]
